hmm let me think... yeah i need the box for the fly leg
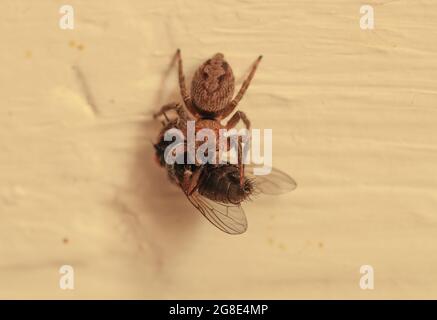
[181,167,204,196]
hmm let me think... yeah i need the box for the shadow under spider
[112,55,202,269]
[72,58,201,274]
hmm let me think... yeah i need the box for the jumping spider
[154,49,262,193]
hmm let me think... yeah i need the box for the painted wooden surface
[0,0,436,298]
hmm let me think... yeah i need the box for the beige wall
[0,0,436,299]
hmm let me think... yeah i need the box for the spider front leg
[176,49,199,117]
[224,112,251,187]
[225,111,251,130]
[219,55,263,119]
[153,102,190,123]
[225,132,250,188]
[237,135,245,187]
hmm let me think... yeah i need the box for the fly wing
[186,191,248,235]
[246,165,297,195]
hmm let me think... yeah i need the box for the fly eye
[230,171,240,180]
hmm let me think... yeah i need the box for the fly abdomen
[198,165,253,205]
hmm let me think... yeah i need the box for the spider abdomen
[191,53,235,114]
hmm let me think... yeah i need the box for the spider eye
[202,71,208,79]
[218,74,226,82]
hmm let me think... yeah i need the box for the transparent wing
[246,165,297,195]
[186,191,248,235]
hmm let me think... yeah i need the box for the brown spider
[154,49,262,192]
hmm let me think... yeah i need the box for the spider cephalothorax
[191,53,235,116]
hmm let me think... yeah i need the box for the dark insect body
[197,164,254,205]
[154,123,254,206]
